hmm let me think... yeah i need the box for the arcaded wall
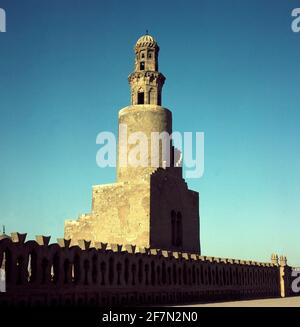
[0,235,292,307]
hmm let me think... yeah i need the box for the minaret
[65,34,200,254]
[128,34,165,106]
[117,34,172,182]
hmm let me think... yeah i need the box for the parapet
[0,232,282,268]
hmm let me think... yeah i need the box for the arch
[124,258,129,285]
[131,263,136,286]
[208,266,212,285]
[192,265,196,284]
[116,262,122,285]
[28,251,37,283]
[215,266,219,286]
[172,263,177,285]
[200,265,204,284]
[63,259,71,284]
[100,261,106,285]
[171,210,176,246]
[176,212,183,247]
[223,267,226,286]
[73,254,81,284]
[167,266,172,285]
[150,261,156,286]
[108,257,114,285]
[2,249,12,285]
[162,262,167,285]
[83,259,89,285]
[145,263,149,286]
[52,253,60,284]
[138,259,143,284]
[16,255,25,285]
[92,255,98,284]
[183,263,187,285]
[137,88,144,104]
[178,267,182,285]
[148,88,156,105]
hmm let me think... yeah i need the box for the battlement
[0,232,295,307]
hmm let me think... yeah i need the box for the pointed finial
[2,225,5,234]
[146,29,149,35]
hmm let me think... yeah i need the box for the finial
[146,29,149,35]
[2,225,5,234]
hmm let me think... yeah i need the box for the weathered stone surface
[64,34,200,255]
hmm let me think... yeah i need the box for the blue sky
[0,0,300,265]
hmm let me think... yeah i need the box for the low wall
[0,234,294,307]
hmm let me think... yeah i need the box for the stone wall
[1,234,296,307]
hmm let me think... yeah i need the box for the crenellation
[0,237,298,307]
[78,239,91,250]
[124,244,136,254]
[182,253,189,260]
[10,232,27,244]
[110,244,124,253]
[57,238,71,248]
[35,235,51,246]
[190,254,198,260]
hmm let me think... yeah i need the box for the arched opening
[64,259,71,284]
[148,88,156,105]
[73,255,80,284]
[162,262,166,285]
[138,259,143,284]
[16,256,24,285]
[108,257,114,285]
[150,261,155,286]
[83,259,89,285]
[124,259,129,285]
[100,261,106,285]
[131,264,136,286]
[52,253,60,284]
[171,210,176,246]
[172,264,177,285]
[176,212,183,247]
[92,255,97,284]
[28,252,37,283]
[137,90,144,104]
[116,262,122,285]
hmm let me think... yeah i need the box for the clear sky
[0,0,300,266]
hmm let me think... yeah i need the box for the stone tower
[129,34,164,106]
[65,34,201,254]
